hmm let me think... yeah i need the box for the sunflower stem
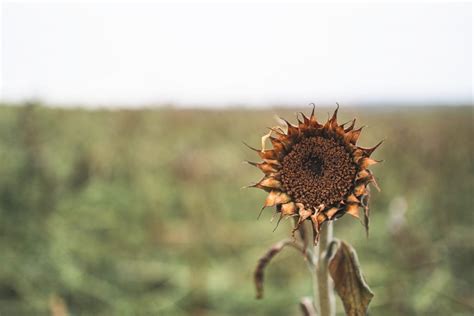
[313,221,335,316]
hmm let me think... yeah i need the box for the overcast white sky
[1,2,472,107]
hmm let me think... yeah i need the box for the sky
[1,2,472,107]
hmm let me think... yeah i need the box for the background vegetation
[0,103,472,315]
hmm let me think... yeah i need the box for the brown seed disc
[280,136,356,208]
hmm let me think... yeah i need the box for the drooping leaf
[254,238,304,299]
[328,240,374,316]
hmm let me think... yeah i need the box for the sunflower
[246,105,382,244]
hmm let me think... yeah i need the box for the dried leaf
[254,239,304,299]
[328,240,374,316]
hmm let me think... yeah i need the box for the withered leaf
[328,240,374,316]
[254,238,304,299]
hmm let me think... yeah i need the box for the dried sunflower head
[246,105,382,244]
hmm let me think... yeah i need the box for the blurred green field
[0,103,472,315]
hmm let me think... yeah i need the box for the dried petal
[280,118,299,136]
[325,207,340,219]
[298,208,312,222]
[323,105,340,132]
[356,170,370,181]
[269,136,286,152]
[345,127,364,145]
[347,194,360,203]
[359,157,381,169]
[310,212,327,245]
[344,118,356,132]
[260,130,274,152]
[352,149,364,163]
[280,202,297,216]
[243,141,277,160]
[245,161,278,174]
[258,177,282,189]
[346,204,360,218]
[353,184,366,197]
[359,139,384,157]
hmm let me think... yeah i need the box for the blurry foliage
[0,103,472,315]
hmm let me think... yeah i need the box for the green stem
[314,221,335,316]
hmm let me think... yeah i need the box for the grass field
[0,103,472,315]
